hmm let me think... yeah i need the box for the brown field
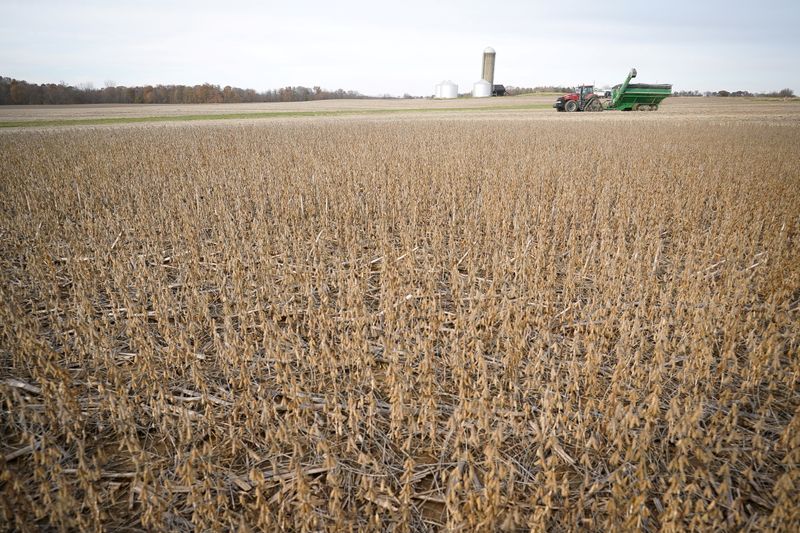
[1,96,798,126]
[0,95,556,123]
[1,99,799,531]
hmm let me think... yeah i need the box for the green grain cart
[554,68,672,112]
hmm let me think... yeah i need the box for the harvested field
[1,102,799,531]
[0,96,555,126]
[2,96,799,129]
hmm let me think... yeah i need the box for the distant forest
[2,76,794,104]
[0,76,368,105]
[674,89,795,97]
[503,86,576,95]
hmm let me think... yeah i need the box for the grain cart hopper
[554,68,672,112]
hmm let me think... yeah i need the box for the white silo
[434,83,442,98]
[439,80,458,99]
[482,47,496,88]
[472,79,491,98]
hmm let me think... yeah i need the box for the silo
[472,79,491,98]
[482,47,496,87]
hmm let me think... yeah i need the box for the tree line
[2,76,794,104]
[503,86,575,96]
[674,89,795,97]
[504,87,796,98]
[0,77,367,105]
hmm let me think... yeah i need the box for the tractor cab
[577,85,595,103]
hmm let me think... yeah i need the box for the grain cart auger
[554,68,672,112]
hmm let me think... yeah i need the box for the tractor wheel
[564,100,578,112]
[586,98,603,112]
[651,105,659,111]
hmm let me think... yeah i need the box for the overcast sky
[2,0,798,96]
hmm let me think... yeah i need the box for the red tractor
[553,85,607,112]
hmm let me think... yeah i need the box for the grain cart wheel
[564,100,578,112]
[586,98,603,112]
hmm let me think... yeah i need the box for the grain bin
[438,80,458,99]
[472,79,492,98]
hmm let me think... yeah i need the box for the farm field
[1,99,799,531]
[0,95,555,126]
[1,96,799,129]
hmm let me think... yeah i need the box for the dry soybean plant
[0,116,799,531]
